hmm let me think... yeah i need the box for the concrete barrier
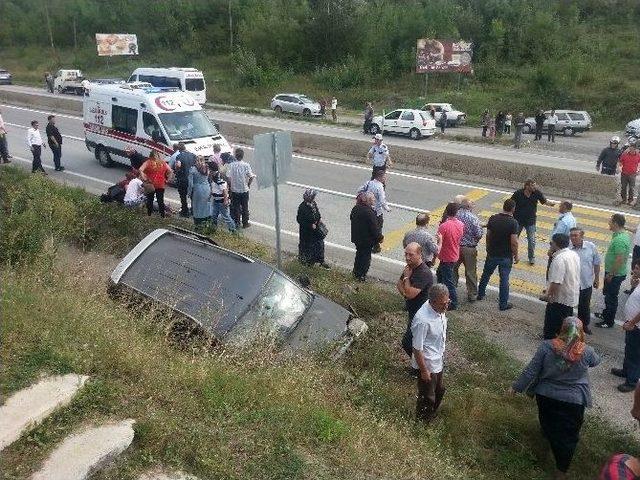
[0,88,616,200]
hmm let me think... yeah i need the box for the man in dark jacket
[126,147,147,170]
[534,109,546,141]
[351,191,383,281]
[45,115,64,171]
[173,144,196,217]
[597,136,621,175]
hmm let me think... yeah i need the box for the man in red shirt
[436,202,464,310]
[619,139,640,206]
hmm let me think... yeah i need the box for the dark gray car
[109,228,366,353]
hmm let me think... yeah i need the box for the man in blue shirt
[551,201,577,237]
[570,228,601,335]
[454,197,484,302]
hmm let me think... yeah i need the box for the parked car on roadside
[53,69,86,95]
[109,228,367,354]
[369,109,437,139]
[0,69,12,85]
[421,103,466,127]
[523,110,592,136]
[625,118,640,137]
[271,94,322,117]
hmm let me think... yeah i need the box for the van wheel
[369,124,380,134]
[274,105,282,114]
[302,108,311,117]
[409,128,421,140]
[56,86,63,94]
[96,147,113,167]
[563,127,574,136]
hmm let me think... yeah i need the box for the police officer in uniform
[368,133,391,180]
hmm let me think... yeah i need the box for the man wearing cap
[367,134,391,180]
[597,137,621,175]
[618,139,640,206]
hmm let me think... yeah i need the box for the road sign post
[253,131,292,269]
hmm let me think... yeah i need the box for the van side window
[185,78,205,91]
[112,105,138,136]
[143,112,164,143]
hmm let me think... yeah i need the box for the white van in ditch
[128,67,206,104]
[83,83,231,168]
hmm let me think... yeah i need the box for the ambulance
[83,82,231,168]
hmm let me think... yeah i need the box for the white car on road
[369,109,437,139]
[421,103,466,127]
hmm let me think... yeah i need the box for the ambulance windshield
[159,110,219,141]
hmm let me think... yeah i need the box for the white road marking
[5,103,637,218]
[5,154,544,307]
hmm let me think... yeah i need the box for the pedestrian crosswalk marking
[381,189,489,253]
[478,211,611,242]
[489,203,612,231]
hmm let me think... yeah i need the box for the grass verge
[1,166,638,479]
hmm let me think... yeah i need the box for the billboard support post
[271,134,282,270]
[424,73,429,98]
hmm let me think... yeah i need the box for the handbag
[316,221,328,239]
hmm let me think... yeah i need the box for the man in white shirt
[411,283,449,421]
[367,134,391,179]
[123,174,145,207]
[358,170,390,252]
[570,228,601,334]
[227,148,256,228]
[547,109,558,143]
[26,120,47,174]
[0,109,11,163]
[541,233,580,339]
[611,262,640,392]
[331,96,337,122]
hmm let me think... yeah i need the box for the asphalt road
[3,101,639,308]
[0,84,617,173]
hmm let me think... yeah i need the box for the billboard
[416,39,473,74]
[96,34,139,56]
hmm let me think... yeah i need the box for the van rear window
[186,78,205,92]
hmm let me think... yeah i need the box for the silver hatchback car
[271,93,322,117]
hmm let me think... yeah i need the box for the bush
[232,48,282,88]
[312,57,370,90]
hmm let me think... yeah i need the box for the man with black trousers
[26,120,46,174]
[398,242,434,358]
[534,109,546,141]
[540,233,580,339]
[45,115,64,171]
[350,191,383,282]
[172,143,196,217]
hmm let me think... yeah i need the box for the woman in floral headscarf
[296,188,329,269]
[510,317,601,478]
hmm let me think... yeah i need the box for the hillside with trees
[1,0,639,128]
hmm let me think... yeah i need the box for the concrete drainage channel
[0,374,198,479]
[0,87,616,200]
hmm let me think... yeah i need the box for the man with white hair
[412,283,449,421]
[455,197,484,302]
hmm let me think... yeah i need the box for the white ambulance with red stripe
[83,82,231,168]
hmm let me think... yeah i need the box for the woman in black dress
[296,189,329,268]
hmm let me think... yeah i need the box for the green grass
[1,45,635,131]
[1,166,639,479]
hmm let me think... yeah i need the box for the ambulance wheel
[96,146,113,167]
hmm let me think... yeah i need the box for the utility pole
[43,0,59,63]
[228,0,233,52]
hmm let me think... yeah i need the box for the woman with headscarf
[296,189,329,269]
[510,317,601,477]
[187,156,211,228]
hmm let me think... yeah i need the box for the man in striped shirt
[454,197,484,302]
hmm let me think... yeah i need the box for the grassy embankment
[1,166,638,479]
[2,41,638,132]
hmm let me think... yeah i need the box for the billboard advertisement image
[416,39,473,73]
[96,33,139,56]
